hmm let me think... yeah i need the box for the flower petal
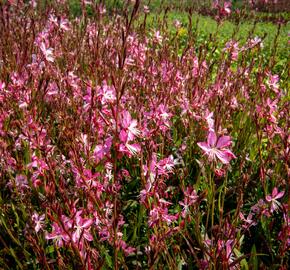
[215,150,231,164]
[216,136,232,148]
[207,131,217,147]
[216,149,236,164]
[197,142,211,153]
[275,190,285,199]
[81,218,93,229]
[272,187,278,197]
[84,232,93,241]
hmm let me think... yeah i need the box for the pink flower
[179,187,199,218]
[154,31,163,43]
[119,142,141,156]
[239,212,257,229]
[224,40,239,61]
[40,42,54,62]
[205,111,215,131]
[213,0,232,17]
[223,1,232,15]
[46,222,70,247]
[72,211,94,243]
[149,206,177,227]
[267,73,280,93]
[59,18,70,31]
[118,239,136,256]
[214,168,226,177]
[98,83,116,105]
[32,212,45,233]
[0,81,5,90]
[119,111,141,156]
[157,155,175,175]
[143,5,150,14]
[93,137,112,161]
[197,131,236,164]
[120,110,140,141]
[173,19,181,29]
[265,187,284,213]
[7,174,29,191]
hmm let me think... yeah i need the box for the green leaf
[11,203,20,228]
[45,245,55,255]
[249,245,258,270]
[233,248,248,270]
[104,250,113,268]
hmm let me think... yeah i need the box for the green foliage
[144,11,289,63]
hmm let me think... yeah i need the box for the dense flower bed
[0,1,289,269]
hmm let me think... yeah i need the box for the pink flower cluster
[0,1,288,269]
